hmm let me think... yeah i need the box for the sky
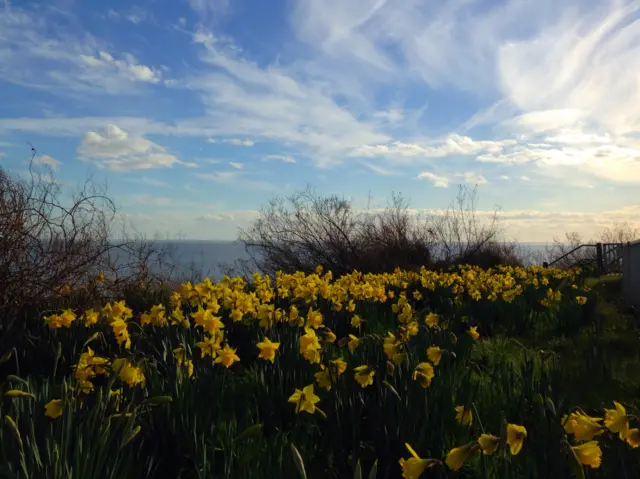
[1,0,640,242]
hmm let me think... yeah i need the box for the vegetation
[1,165,639,478]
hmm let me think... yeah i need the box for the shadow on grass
[473,275,640,412]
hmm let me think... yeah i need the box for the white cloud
[416,172,449,188]
[194,170,279,191]
[499,175,510,180]
[520,176,530,181]
[264,154,296,163]
[194,171,240,183]
[229,161,244,169]
[125,177,171,188]
[350,134,517,161]
[33,154,61,170]
[0,8,163,95]
[196,209,259,222]
[417,170,487,187]
[222,138,254,147]
[77,124,184,172]
[458,172,488,185]
[360,161,400,176]
[79,51,161,84]
[128,194,174,206]
[186,32,388,166]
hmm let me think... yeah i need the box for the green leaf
[291,443,308,479]
[382,381,401,401]
[147,395,173,405]
[567,445,585,479]
[354,459,362,479]
[6,375,29,387]
[234,423,263,443]
[545,397,557,418]
[0,349,13,365]
[368,459,378,479]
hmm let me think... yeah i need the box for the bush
[239,185,522,277]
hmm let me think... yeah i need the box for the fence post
[596,243,604,274]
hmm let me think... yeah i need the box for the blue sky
[1,0,640,242]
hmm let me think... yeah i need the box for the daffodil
[427,346,442,366]
[455,405,472,426]
[626,428,640,448]
[467,326,480,340]
[288,384,320,414]
[45,399,63,419]
[196,332,223,358]
[347,334,360,353]
[314,365,333,391]
[412,362,435,388]
[399,443,437,479]
[571,441,602,469]
[256,337,280,363]
[330,357,347,376]
[445,443,479,471]
[604,401,629,440]
[478,434,499,455]
[354,365,375,388]
[112,358,145,387]
[506,424,527,455]
[214,344,240,368]
[562,412,605,442]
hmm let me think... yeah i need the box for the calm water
[108,241,557,282]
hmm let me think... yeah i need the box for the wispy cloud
[33,154,61,170]
[264,154,296,163]
[229,161,244,169]
[0,7,164,95]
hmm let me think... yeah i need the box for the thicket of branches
[238,185,522,277]
[0,154,190,326]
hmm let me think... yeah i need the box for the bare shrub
[0,152,187,322]
[239,184,520,277]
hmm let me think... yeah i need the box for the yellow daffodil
[214,344,240,368]
[347,334,360,353]
[626,429,640,448]
[354,365,375,388]
[427,346,442,366]
[455,405,473,426]
[478,434,500,455]
[445,443,479,471]
[44,399,63,419]
[257,337,280,363]
[506,424,527,455]
[412,362,435,388]
[604,401,629,440]
[330,357,347,376]
[562,412,605,442]
[467,326,480,340]
[314,365,333,391]
[425,312,439,328]
[112,358,145,387]
[571,441,602,469]
[399,443,437,479]
[196,332,223,358]
[288,384,320,414]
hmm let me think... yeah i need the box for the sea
[107,240,558,283]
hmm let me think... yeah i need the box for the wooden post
[596,243,604,274]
